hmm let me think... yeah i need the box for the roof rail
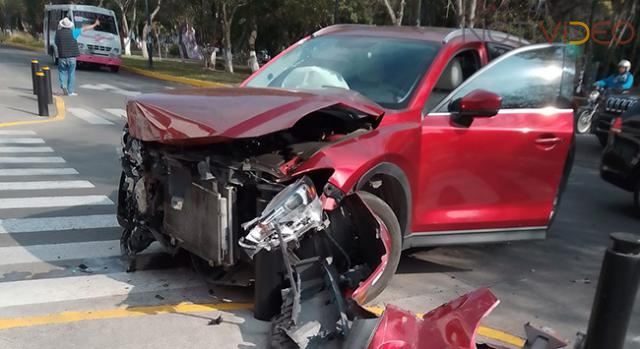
[443,28,530,45]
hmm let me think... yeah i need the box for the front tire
[110,65,120,73]
[576,108,594,134]
[354,191,402,304]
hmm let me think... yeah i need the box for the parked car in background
[600,102,640,212]
[44,4,122,72]
[118,25,577,327]
[591,88,639,146]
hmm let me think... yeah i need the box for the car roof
[313,24,527,48]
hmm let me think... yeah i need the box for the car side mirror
[448,89,502,127]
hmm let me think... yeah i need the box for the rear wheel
[634,178,640,216]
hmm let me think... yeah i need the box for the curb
[0,96,65,128]
[120,65,229,88]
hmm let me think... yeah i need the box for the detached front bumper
[77,54,122,67]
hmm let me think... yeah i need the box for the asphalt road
[0,46,638,348]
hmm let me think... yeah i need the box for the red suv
[118,25,576,317]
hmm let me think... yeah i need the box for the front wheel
[110,65,120,73]
[576,108,595,134]
[352,191,402,305]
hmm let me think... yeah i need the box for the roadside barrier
[42,66,53,105]
[30,59,39,95]
[582,232,640,349]
[35,71,49,117]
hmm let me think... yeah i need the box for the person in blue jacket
[595,59,634,90]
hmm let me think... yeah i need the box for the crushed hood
[126,87,384,145]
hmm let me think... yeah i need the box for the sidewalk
[0,47,60,125]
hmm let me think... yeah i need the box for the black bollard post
[584,232,640,349]
[35,71,49,117]
[31,59,39,95]
[41,66,53,104]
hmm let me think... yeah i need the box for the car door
[413,44,575,236]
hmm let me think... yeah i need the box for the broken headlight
[239,176,327,257]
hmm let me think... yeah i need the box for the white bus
[44,4,122,72]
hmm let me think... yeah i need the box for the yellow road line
[0,302,253,331]
[0,300,524,347]
[366,306,525,348]
[0,95,65,128]
[120,65,229,88]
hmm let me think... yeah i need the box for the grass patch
[121,56,250,85]
[0,32,44,51]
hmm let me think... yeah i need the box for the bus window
[73,11,118,35]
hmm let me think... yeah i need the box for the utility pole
[334,0,339,24]
[145,0,153,68]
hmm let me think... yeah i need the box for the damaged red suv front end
[117,25,576,347]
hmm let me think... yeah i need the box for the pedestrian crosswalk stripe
[103,108,126,119]
[0,195,113,209]
[0,146,54,153]
[0,138,45,144]
[0,180,93,191]
[0,214,118,234]
[68,107,114,125]
[0,156,65,163]
[0,168,78,176]
[0,240,121,265]
[0,268,203,308]
[0,130,37,135]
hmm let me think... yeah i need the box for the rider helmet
[618,59,631,72]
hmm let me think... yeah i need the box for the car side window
[423,50,481,114]
[486,43,513,61]
[434,45,574,112]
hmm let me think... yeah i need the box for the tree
[381,0,405,26]
[141,0,161,58]
[219,0,246,73]
[113,0,137,55]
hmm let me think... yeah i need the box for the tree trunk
[141,23,150,58]
[381,0,405,25]
[468,0,477,28]
[456,0,465,28]
[248,19,259,72]
[155,26,161,60]
[141,0,162,59]
[415,0,422,26]
[221,2,234,73]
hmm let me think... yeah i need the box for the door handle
[535,136,562,145]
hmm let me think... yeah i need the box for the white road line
[0,168,78,176]
[0,195,113,209]
[0,156,65,163]
[103,108,126,119]
[0,138,45,144]
[0,130,36,135]
[0,268,204,308]
[0,180,94,191]
[0,240,121,265]
[0,214,118,234]
[68,107,114,125]
[0,147,53,153]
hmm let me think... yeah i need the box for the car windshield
[245,35,441,109]
[73,11,117,35]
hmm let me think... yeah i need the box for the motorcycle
[576,87,604,134]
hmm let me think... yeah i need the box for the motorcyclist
[595,59,634,90]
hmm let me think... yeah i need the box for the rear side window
[486,43,513,61]
[435,45,576,111]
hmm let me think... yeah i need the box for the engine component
[163,178,237,267]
